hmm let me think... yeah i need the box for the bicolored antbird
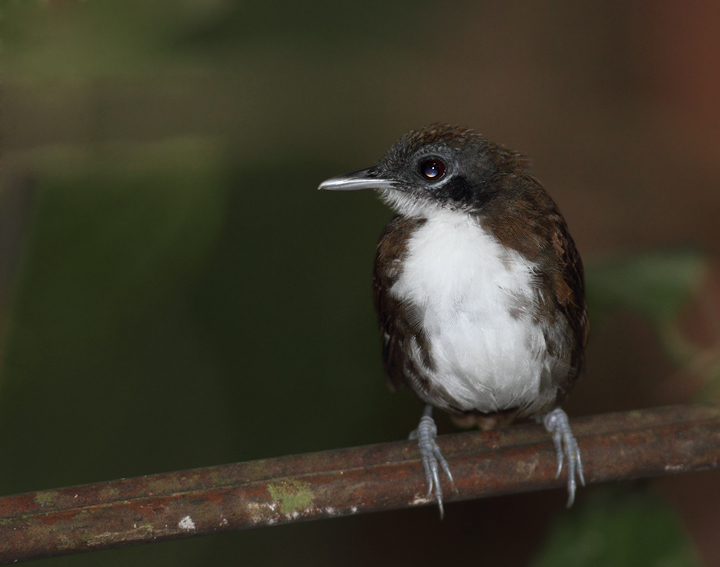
[320,124,588,516]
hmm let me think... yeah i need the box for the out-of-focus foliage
[531,487,702,567]
[1,139,230,485]
[586,250,707,328]
[14,139,228,363]
[586,250,720,400]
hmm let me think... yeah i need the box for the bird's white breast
[390,209,547,413]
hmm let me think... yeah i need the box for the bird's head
[319,124,530,217]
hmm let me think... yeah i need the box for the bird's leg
[409,404,455,518]
[541,407,585,507]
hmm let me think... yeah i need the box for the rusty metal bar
[0,403,718,564]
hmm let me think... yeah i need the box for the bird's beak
[318,167,396,191]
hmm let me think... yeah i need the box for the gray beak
[318,167,396,191]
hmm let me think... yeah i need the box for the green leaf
[585,249,707,327]
[531,487,702,567]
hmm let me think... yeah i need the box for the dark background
[2,1,720,565]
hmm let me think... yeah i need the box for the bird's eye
[419,158,446,181]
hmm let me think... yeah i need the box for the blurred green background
[3,1,720,565]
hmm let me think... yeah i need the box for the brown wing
[481,174,589,412]
[372,215,427,392]
[551,214,589,372]
[542,208,589,408]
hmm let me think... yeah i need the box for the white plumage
[390,207,546,413]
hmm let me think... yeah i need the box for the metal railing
[0,403,718,564]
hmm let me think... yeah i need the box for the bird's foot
[409,405,455,518]
[542,407,585,507]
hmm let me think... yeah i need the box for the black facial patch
[440,175,472,202]
[438,175,497,209]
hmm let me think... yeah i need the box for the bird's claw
[543,407,585,507]
[410,406,455,518]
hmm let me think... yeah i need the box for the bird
[318,124,588,517]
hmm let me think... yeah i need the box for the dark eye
[419,158,446,181]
